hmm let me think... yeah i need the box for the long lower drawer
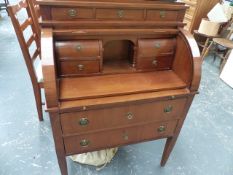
[60,98,187,135]
[64,120,178,155]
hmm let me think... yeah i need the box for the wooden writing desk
[37,0,202,174]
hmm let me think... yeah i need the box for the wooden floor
[59,70,187,101]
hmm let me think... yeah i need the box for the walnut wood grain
[37,1,202,175]
[55,40,102,59]
[59,71,187,101]
[137,38,176,58]
[178,28,201,92]
[40,21,186,29]
[64,120,178,155]
[60,98,187,135]
[49,112,68,175]
[58,60,100,76]
[37,0,187,10]
[136,55,174,71]
[41,28,58,107]
[161,95,194,166]
[58,89,191,113]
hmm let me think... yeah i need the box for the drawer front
[136,56,173,71]
[64,120,178,155]
[137,39,176,58]
[96,9,144,20]
[55,40,101,59]
[59,60,100,75]
[147,10,178,21]
[60,98,187,134]
[51,8,94,20]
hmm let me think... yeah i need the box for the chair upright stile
[8,0,44,121]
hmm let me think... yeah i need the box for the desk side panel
[41,28,58,107]
[173,28,201,92]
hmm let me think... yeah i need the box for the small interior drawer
[51,7,94,20]
[59,60,100,76]
[137,39,176,58]
[136,55,173,71]
[146,10,178,21]
[60,98,187,135]
[96,8,144,20]
[55,40,102,59]
[63,120,178,155]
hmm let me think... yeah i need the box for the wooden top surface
[37,0,182,4]
[59,71,187,101]
[58,88,191,112]
[36,0,186,9]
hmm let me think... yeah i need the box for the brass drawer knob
[164,105,173,113]
[123,133,129,140]
[68,9,77,17]
[80,139,90,147]
[160,11,166,18]
[152,59,157,66]
[117,9,124,18]
[79,118,89,126]
[126,112,133,120]
[76,44,82,51]
[157,125,166,133]
[77,64,84,71]
[155,43,161,48]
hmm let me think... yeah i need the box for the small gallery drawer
[146,10,178,21]
[55,40,102,59]
[96,8,144,20]
[51,7,94,20]
[59,60,100,76]
[136,56,173,71]
[64,120,178,155]
[137,39,176,58]
[60,98,187,135]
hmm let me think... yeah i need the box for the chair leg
[220,49,231,73]
[201,37,211,58]
[4,0,9,16]
[32,84,43,121]
[213,53,217,62]
[202,41,213,60]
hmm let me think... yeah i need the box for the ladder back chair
[0,0,9,15]
[27,0,41,38]
[8,0,44,121]
[203,18,233,73]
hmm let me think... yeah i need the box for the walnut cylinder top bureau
[37,0,202,174]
